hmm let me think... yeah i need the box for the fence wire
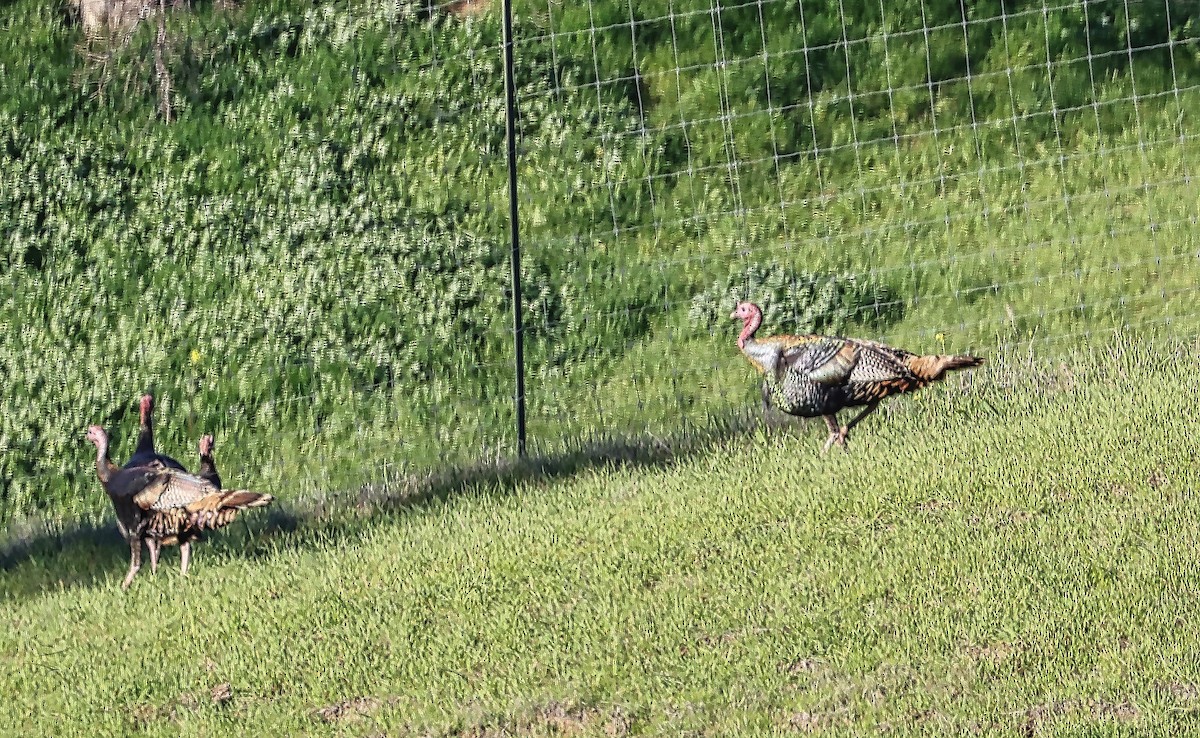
[4,0,1200,528]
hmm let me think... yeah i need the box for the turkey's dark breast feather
[102,465,165,540]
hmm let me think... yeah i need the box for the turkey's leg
[121,539,142,590]
[147,538,161,574]
[821,414,841,453]
[837,402,881,447]
[179,540,191,578]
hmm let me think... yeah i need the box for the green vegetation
[3,1,1197,730]
[3,343,1199,735]
[687,264,900,337]
[1,0,1198,526]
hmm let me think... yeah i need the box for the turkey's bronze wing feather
[145,508,191,539]
[132,469,220,512]
[781,338,860,386]
[845,341,919,383]
[132,467,274,533]
[840,341,929,402]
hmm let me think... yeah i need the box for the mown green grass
[0,0,1196,529]
[4,0,1200,524]
[4,338,1199,736]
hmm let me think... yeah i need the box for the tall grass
[1,0,1197,524]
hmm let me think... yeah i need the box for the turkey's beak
[729,310,739,319]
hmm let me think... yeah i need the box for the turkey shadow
[0,409,816,600]
[0,521,133,597]
[0,511,308,600]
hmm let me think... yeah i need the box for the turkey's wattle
[731,301,983,452]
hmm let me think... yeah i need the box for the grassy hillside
[1,0,1198,524]
[3,341,1200,735]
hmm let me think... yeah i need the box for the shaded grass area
[0,414,753,599]
[3,337,1200,735]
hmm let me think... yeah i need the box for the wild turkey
[196,433,221,488]
[123,394,186,471]
[86,425,273,590]
[732,301,983,452]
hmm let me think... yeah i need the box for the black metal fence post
[502,0,527,458]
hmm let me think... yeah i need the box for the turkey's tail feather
[187,490,274,531]
[905,354,984,382]
[218,491,274,510]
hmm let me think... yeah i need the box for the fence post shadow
[0,407,815,598]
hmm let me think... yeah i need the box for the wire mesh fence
[502,0,1200,452]
[1,0,1198,529]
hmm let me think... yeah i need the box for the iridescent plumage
[87,424,273,589]
[732,302,983,451]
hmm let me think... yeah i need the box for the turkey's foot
[821,415,841,454]
[834,427,851,451]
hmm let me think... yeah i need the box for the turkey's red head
[85,425,108,449]
[139,394,154,424]
[731,302,763,348]
[199,434,214,457]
